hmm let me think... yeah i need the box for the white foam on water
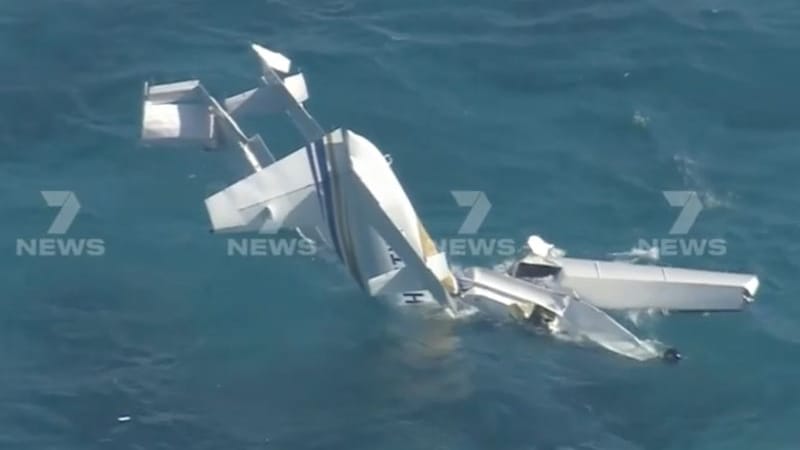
[609,245,660,264]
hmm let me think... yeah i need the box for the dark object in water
[662,348,682,363]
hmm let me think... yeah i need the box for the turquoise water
[2,0,800,448]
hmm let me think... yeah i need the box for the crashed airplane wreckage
[140,43,759,362]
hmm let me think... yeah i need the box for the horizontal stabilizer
[225,73,309,116]
[145,80,206,104]
[141,80,219,148]
[251,43,292,74]
[141,102,215,146]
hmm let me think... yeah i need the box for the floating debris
[632,110,650,128]
[610,245,660,264]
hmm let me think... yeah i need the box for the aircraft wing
[558,298,661,361]
[555,257,759,312]
[459,266,660,361]
[520,236,759,312]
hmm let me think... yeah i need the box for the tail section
[140,43,460,313]
[224,73,309,116]
[203,128,459,310]
[204,145,320,234]
[250,43,293,74]
[140,43,319,167]
[236,43,324,142]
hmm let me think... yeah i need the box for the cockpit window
[514,262,561,279]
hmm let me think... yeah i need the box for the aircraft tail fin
[224,73,309,116]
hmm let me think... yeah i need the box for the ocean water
[2,0,799,448]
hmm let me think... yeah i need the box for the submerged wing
[459,267,660,361]
[558,298,661,361]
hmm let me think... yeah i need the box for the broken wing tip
[744,275,759,302]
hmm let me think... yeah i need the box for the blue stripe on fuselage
[304,141,324,215]
[313,138,344,261]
